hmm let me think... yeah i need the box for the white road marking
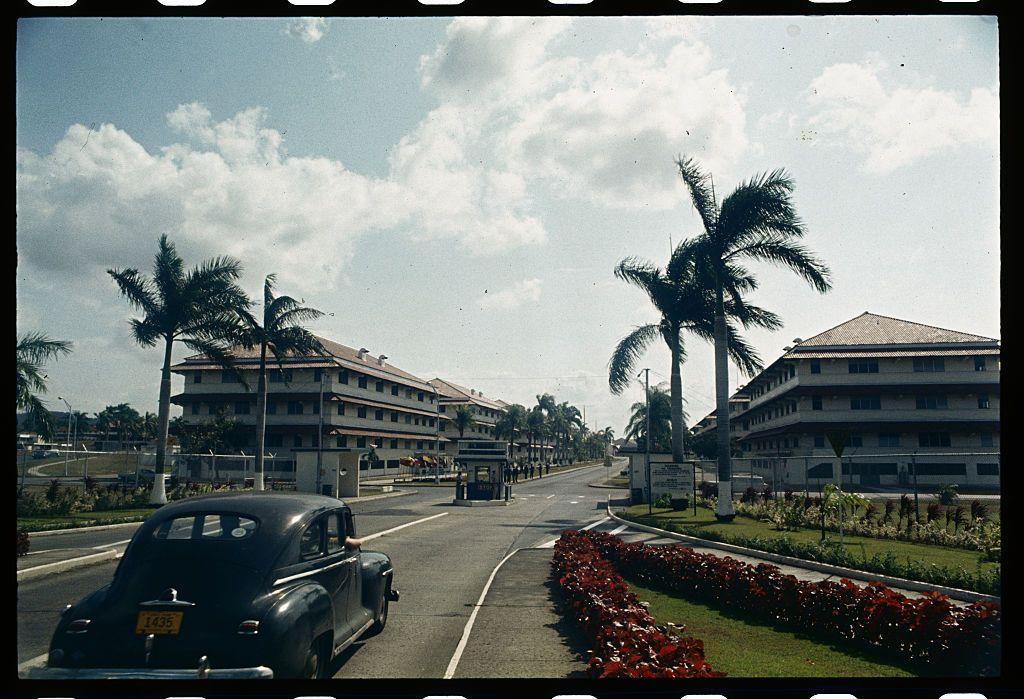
[545,495,555,499]
[569,501,578,505]
[91,538,133,549]
[443,547,521,679]
[361,512,449,542]
[536,516,611,549]
[17,653,49,674]
[609,524,628,535]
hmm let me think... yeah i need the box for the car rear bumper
[25,665,274,679]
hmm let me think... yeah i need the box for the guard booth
[294,448,366,498]
[455,440,509,502]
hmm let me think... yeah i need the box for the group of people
[504,462,550,483]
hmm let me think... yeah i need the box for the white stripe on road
[609,524,628,535]
[443,547,521,680]
[91,538,133,549]
[545,495,555,499]
[569,501,578,505]
[18,653,49,675]
[536,516,611,549]
[361,512,449,542]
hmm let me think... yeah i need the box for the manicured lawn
[628,579,917,677]
[624,504,996,575]
[20,452,137,477]
[17,507,159,532]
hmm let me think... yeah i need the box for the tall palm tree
[16,332,72,437]
[496,404,528,463]
[109,234,250,504]
[676,157,832,519]
[526,406,545,463]
[452,405,476,440]
[237,274,325,491]
[535,393,556,463]
[623,386,674,452]
[609,240,774,466]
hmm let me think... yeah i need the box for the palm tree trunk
[713,283,735,519]
[254,341,268,491]
[150,336,174,504]
[669,324,684,463]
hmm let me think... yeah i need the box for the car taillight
[237,620,260,635]
[66,619,91,634]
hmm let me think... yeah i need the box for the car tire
[302,634,330,679]
[366,581,390,636]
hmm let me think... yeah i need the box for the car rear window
[152,514,258,541]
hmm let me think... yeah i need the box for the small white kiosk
[294,448,367,499]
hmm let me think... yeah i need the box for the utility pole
[59,397,72,477]
[640,369,651,514]
[433,387,441,485]
[316,373,324,495]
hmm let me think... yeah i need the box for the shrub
[16,528,30,557]
[654,493,672,509]
[783,489,794,502]
[883,499,896,523]
[698,481,716,500]
[552,530,721,678]
[83,476,98,492]
[936,484,960,506]
[971,500,989,523]
[760,486,773,503]
[927,503,941,523]
[740,486,758,504]
[577,530,1000,676]
[45,479,62,503]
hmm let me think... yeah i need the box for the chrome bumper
[25,664,273,679]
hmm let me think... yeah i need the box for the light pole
[639,369,651,514]
[433,386,441,484]
[316,372,325,496]
[59,397,72,477]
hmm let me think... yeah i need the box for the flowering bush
[552,530,722,678]
[579,530,1001,676]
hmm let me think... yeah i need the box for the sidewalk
[451,548,589,678]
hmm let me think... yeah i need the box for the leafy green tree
[496,404,528,462]
[526,406,546,463]
[610,239,772,465]
[535,393,556,463]
[236,274,325,490]
[677,157,832,518]
[16,332,72,438]
[452,404,476,439]
[623,385,673,452]
[109,234,249,504]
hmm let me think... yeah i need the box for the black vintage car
[35,492,399,679]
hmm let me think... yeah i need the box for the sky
[16,15,1000,434]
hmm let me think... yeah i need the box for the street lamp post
[59,397,72,477]
[640,369,651,514]
[316,372,324,496]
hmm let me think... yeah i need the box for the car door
[298,516,346,646]
[340,508,370,630]
[323,511,360,644]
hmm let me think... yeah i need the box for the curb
[350,489,413,504]
[605,499,998,605]
[18,548,121,583]
[27,520,149,538]
[588,482,628,490]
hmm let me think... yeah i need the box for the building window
[358,375,367,389]
[391,412,399,423]
[357,407,367,419]
[311,401,320,415]
[270,369,292,383]
[878,433,900,447]
[375,410,384,421]
[266,433,283,448]
[974,357,987,372]
[807,462,833,479]
[287,401,303,415]
[417,392,424,402]
[416,441,424,450]
[390,439,398,449]
[356,437,366,448]
[849,434,863,447]
[221,370,239,383]
[979,433,994,447]
[850,396,881,410]
[405,415,412,424]
[810,360,821,374]
[267,402,277,415]
[814,435,825,448]
[406,389,413,399]
[978,395,990,409]
[848,360,878,374]
[429,418,435,427]
[977,463,999,476]
[293,435,302,448]
[336,436,348,448]
[916,395,948,410]
[912,462,966,476]
[338,370,349,384]
[392,385,399,396]
[791,437,799,447]
[313,368,323,382]
[812,396,822,411]
[913,358,945,373]
[235,401,250,415]
[376,381,384,393]
[440,405,447,413]
[918,432,951,448]
[190,403,199,415]
[194,372,203,383]
[337,402,345,416]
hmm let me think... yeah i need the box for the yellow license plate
[135,611,183,635]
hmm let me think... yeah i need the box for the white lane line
[361,512,449,542]
[91,538,133,549]
[536,516,612,549]
[569,501,578,505]
[443,547,520,680]
[18,653,49,674]
[545,494,555,499]
[609,524,628,535]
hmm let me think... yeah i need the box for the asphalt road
[17,461,621,675]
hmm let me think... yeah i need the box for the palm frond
[725,234,832,293]
[107,268,159,316]
[608,324,660,394]
[676,156,719,234]
[723,321,764,377]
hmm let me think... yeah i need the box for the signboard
[649,462,694,499]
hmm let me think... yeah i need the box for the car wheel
[302,635,329,679]
[366,582,390,636]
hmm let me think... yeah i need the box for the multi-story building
[171,337,446,478]
[429,378,505,460]
[698,312,1000,488]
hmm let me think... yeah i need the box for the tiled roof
[173,335,434,390]
[794,312,997,349]
[427,378,506,410]
[784,348,1001,360]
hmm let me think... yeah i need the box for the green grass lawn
[624,504,996,575]
[17,507,159,532]
[628,579,917,677]
[19,452,138,477]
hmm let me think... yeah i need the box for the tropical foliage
[622,385,673,452]
[16,332,72,439]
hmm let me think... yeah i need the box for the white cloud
[804,60,998,172]
[477,278,543,310]
[286,17,329,44]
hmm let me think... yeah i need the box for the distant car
[34,492,398,679]
[32,449,60,459]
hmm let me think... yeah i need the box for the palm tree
[16,332,72,437]
[609,239,774,466]
[237,274,325,490]
[496,404,528,463]
[535,393,556,463]
[141,412,158,441]
[676,157,832,519]
[109,234,249,504]
[452,405,476,440]
[526,406,545,463]
[623,386,674,452]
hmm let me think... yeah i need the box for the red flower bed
[551,529,722,678]
[580,530,1001,677]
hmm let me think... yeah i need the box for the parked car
[32,448,60,459]
[33,492,398,679]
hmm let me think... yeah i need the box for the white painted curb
[605,499,999,605]
[18,548,121,583]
